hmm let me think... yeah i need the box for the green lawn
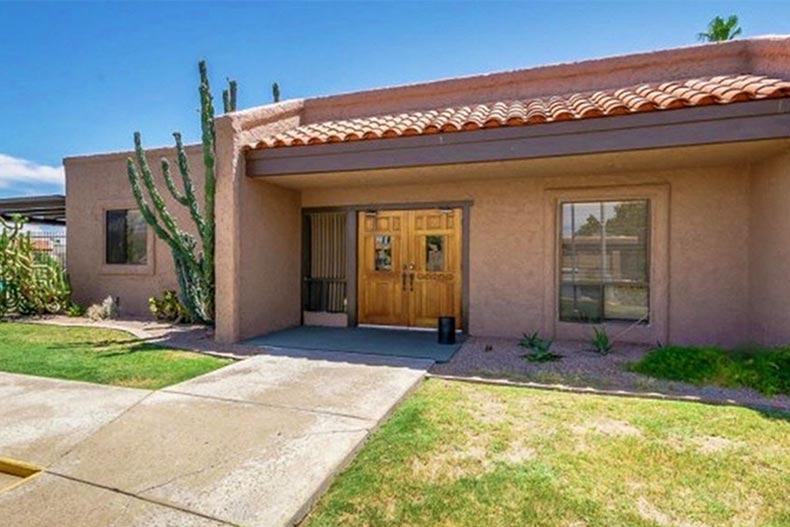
[0,322,231,389]
[631,345,790,396]
[305,379,790,527]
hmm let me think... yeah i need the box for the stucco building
[65,37,790,346]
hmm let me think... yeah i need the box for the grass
[0,321,231,389]
[304,379,790,527]
[630,345,790,396]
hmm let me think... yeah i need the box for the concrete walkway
[0,351,431,526]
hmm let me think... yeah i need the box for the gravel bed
[431,337,790,412]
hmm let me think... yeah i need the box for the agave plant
[591,326,613,355]
[519,331,561,362]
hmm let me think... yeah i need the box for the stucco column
[214,115,243,343]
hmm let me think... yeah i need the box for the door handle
[402,266,408,289]
[410,272,415,292]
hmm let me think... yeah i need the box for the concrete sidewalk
[0,351,431,526]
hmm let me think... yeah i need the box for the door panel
[358,208,463,329]
[357,211,408,326]
[409,209,462,328]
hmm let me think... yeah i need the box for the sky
[1,0,789,198]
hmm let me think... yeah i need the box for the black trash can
[438,316,456,345]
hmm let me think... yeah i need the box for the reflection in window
[425,235,445,271]
[560,200,649,323]
[374,235,392,271]
[106,209,147,265]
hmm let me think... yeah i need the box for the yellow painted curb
[0,456,43,494]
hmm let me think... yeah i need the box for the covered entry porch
[214,134,790,348]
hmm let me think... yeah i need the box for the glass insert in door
[374,235,392,271]
[425,235,446,271]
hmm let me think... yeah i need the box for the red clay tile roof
[248,74,790,150]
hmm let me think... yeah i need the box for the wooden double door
[358,208,462,329]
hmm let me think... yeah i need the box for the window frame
[97,200,155,276]
[542,184,669,345]
[105,209,148,266]
[558,199,651,324]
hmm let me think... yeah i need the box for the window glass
[425,235,445,271]
[106,209,147,265]
[560,200,649,323]
[374,235,392,271]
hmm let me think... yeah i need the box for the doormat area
[244,326,463,363]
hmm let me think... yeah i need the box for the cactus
[272,82,280,103]
[127,61,236,324]
[222,78,237,113]
[0,215,72,316]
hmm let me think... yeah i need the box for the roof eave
[247,99,790,178]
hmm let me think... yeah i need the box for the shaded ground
[304,379,790,527]
[0,321,230,389]
[431,337,790,411]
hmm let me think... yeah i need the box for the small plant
[86,296,119,321]
[591,327,613,355]
[519,332,561,362]
[149,290,193,324]
[65,302,86,317]
[520,332,542,349]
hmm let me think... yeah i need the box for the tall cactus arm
[173,132,206,238]
[127,158,178,249]
[222,79,238,113]
[133,132,188,243]
[130,136,202,277]
[228,79,237,111]
[160,158,189,206]
[198,61,216,297]
[127,158,202,278]
[272,82,280,103]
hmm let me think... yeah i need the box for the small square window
[106,209,147,265]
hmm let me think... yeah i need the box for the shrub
[86,296,119,321]
[519,332,561,362]
[630,345,790,396]
[0,216,72,316]
[65,303,86,317]
[149,290,192,324]
[591,327,613,355]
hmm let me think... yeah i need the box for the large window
[105,209,147,265]
[560,200,649,323]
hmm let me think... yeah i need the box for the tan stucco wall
[235,178,301,339]
[749,152,790,345]
[64,145,205,316]
[214,106,303,343]
[300,161,754,346]
[66,142,789,347]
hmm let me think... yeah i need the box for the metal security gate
[303,212,347,313]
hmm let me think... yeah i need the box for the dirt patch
[462,389,511,425]
[496,440,536,464]
[693,435,741,454]
[411,438,492,481]
[572,418,643,438]
[636,497,710,527]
